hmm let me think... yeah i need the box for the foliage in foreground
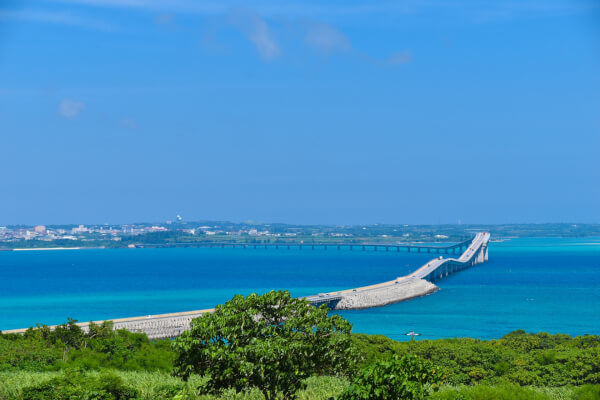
[2,371,600,400]
[0,371,346,400]
[431,383,567,400]
[20,371,139,400]
[339,355,441,400]
[353,330,600,387]
[0,319,173,372]
[172,290,356,400]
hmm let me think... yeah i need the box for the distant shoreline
[2,236,599,252]
[11,247,105,251]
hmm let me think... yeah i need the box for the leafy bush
[0,320,175,372]
[352,331,600,387]
[339,355,441,400]
[172,290,356,400]
[20,371,139,400]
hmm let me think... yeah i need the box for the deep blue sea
[1,238,599,341]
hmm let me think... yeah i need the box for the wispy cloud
[303,21,350,54]
[59,99,86,118]
[44,0,600,18]
[154,12,174,25]
[228,7,280,60]
[119,117,139,130]
[48,0,225,14]
[286,18,410,66]
[0,8,116,31]
[386,51,412,66]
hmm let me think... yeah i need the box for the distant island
[0,221,598,250]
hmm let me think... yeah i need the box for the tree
[172,290,355,400]
[339,355,442,400]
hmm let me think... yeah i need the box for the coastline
[11,246,106,251]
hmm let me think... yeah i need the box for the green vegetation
[19,371,139,400]
[1,291,600,399]
[0,319,174,372]
[352,330,600,386]
[339,355,441,400]
[172,291,355,399]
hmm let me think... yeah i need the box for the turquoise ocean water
[1,237,599,341]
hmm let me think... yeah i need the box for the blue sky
[1,0,599,225]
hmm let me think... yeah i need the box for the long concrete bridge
[133,238,474,254]
[2,233,490,340]
[305,232,490,309]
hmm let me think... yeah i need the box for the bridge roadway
[305,232,490,309]
[133,238,474,254]
[2,234,489,340]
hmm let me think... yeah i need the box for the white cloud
[0,8,116,31]
[119,117,138,130]
[228,8,279,60]
[59,99,86,118]
[303,21,350,54]
[154,13,174,25]
[387,51,412,65]
[44,0,599,21]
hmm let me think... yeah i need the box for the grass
[1,371,598,400]
[431,385,578,400]
[0,371,347,400]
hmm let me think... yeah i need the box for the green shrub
[1,320,175,373]
[352,331,600,387]
[173,291,356,400]
[339,355,441,400]
[20,371,139,400]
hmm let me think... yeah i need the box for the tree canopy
[172,290,355,399]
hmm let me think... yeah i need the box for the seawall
[334,278,439,310]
